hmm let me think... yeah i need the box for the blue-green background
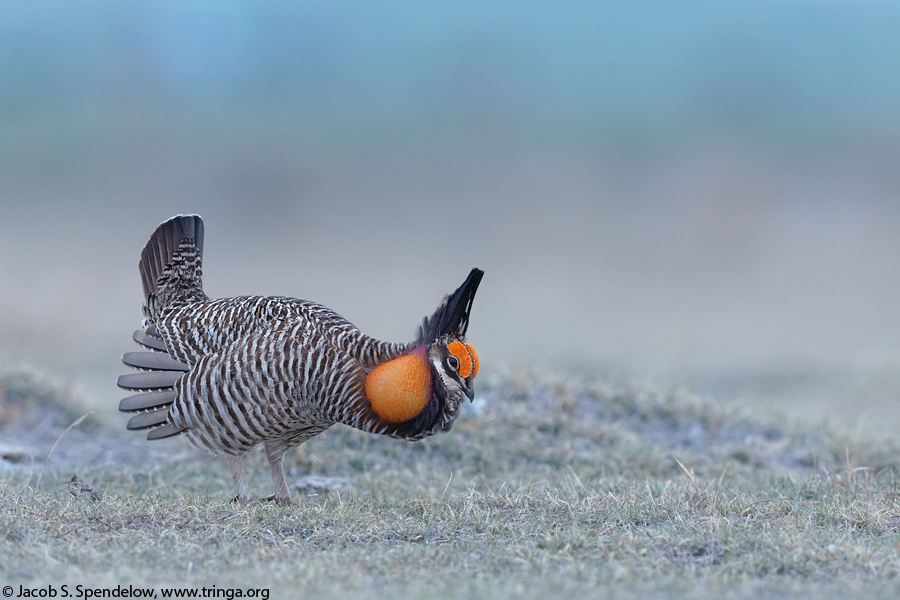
[2,1,900,425]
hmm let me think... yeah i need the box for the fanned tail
[141,214,207,322]
[118,214,205,441]
[415,268,484,345]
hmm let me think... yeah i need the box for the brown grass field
[3,365,900,599]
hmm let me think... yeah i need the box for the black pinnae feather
[416,268,484,344]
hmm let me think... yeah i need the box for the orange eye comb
[448,341,480,379]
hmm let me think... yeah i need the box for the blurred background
[2,1,900,430]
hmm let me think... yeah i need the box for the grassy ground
[2,366,900,599]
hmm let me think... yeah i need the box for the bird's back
[156,295,408,369]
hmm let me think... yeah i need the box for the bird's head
[361,267,483,439]
[431,337,480,405]
[364,337,480,434]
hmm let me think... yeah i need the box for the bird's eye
[447,356,459,371]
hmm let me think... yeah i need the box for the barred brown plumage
[117,214,484,504]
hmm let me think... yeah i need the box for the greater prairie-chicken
[118,215,483,504]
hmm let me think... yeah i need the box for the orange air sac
[365,351,432,423]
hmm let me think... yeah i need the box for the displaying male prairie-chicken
[118,214,483,505]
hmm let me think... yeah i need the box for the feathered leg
[264,441,293,506]
[226,453,251,504]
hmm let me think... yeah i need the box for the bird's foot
[260,494,294,506]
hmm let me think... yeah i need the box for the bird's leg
[225,453,251,504]
[264,441,293,506]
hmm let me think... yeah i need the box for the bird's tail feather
[140,214,207,321]
[119,214,205,441]
[117,337,190,441]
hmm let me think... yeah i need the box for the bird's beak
[464,387,475,402]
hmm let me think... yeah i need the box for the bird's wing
[119,296,306,440]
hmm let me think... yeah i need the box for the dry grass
[3,366,900,598]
